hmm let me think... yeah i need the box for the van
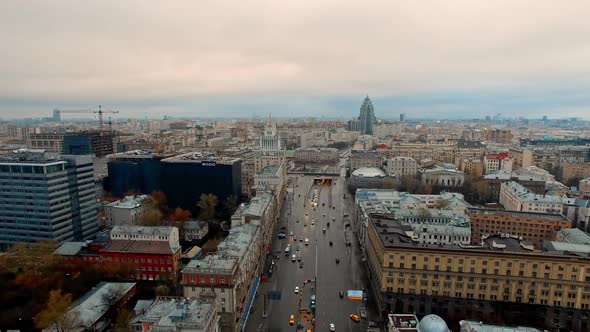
[292,254,296,262]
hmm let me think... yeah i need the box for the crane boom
[54,105,119,131]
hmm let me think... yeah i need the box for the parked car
[350,314,360,322]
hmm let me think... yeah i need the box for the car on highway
[329,323,336,331]
[339,291,344,298]
[297,253,302,261]
[294,286,299,294]
[350,314,360,322]
[278,232,286,239]
[299,261,303,268]
[305,212,309,216]
[292,254,296,262]
[304,238,309,245]
[299,236,303,242]
[289,314,295,325]
[290,231,294,237]
[311,220,314,225]
[322,213,326,217]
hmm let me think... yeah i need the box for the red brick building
[54,239,181,281]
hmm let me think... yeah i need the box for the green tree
[197,194,218,220]
[34,289,80,332]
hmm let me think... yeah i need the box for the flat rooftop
[468,207,570,222]
[161,151,240,164]
[141,296,216,329]
[370,217,585,258]
[388,313,418,331]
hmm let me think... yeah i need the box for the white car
[323,213,326,217]
[305,238,309,245]
[294,286,299,294]
[311,220,315,225]
[329,323,335,331]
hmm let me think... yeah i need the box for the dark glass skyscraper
[347,95,376,135]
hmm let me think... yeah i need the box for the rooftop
[352,167,386,178]
[107,149,170,159]
[182,223,259,275]
[161,151,240,164]
[388,313,418,331]
[111,225,176,238]
[542,241,590,255]
[106,195,148,209]
[460,320,545,332]
[62,282,136,331]
[101,240,178,255]
[468,207,570,222]
[140,296,216,329]
[256,164,281,177]
[53,241,89,256]
[557,228,590,244]
[0,149,66,165]
[502,181,564,204]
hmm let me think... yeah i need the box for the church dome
[417,315,449,332]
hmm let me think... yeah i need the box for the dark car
[335,258,340,264]
[339,291,344,298]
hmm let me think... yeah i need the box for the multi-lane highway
[246,170,370,332]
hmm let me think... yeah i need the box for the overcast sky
[1,0,590,120]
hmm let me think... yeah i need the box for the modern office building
[0,150,99,250]
[105,150,171,197]
[161,152,241,213]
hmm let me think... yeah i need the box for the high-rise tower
[348,96,376,135]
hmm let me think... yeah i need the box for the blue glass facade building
[106,151,241,213]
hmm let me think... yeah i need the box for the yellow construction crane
[54,105,119,131]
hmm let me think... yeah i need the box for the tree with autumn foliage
[150,190,168,212]
[34,289,80,332]
[197,193,218,221]
[168,207,192,238]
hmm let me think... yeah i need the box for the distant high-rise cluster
[347,95,376,135]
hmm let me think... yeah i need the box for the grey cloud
[1,0,590,116]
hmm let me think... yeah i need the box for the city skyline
[1,1,590,119]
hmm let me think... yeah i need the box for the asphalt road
[246,170,370,332]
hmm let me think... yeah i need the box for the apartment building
[499,181,563,214]
[484,152,513,174]
[386,157,418,177]
[138,296,220,332]
[0,150,98,250]
[509,148,533,169]
[563,161,590,183]
[182,223,261,332]
[366,217,590,332]
[468,208,572,248]
[350,151,383,171]
[459,158,484,177]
